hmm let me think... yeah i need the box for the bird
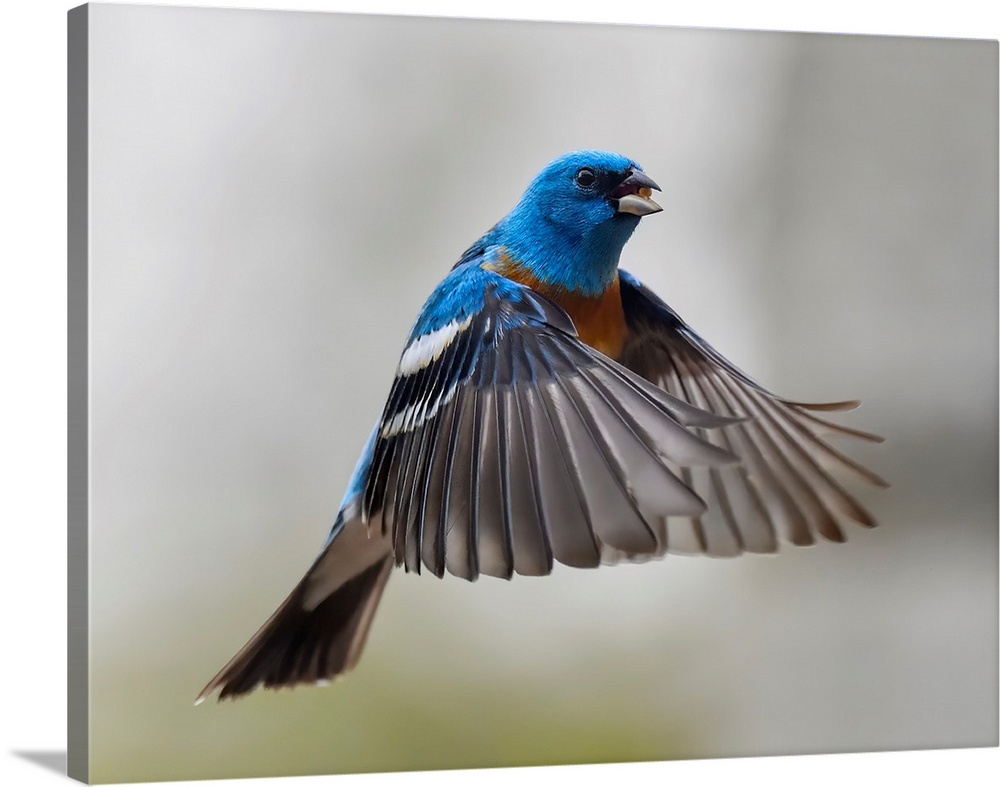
[197,149,886,702]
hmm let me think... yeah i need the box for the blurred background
[85,4,997,783]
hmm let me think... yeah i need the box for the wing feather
[617,270,884,554]
[507,382,554,575]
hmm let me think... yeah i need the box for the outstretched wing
[615,269,888,558]
[361,263,740,580]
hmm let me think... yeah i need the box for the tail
[197,516,393,702]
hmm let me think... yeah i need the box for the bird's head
[495,150,662,296]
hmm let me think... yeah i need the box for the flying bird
[198,149,885,702]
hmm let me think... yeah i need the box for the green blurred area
[96,652,697,783]
[83,5,997,784]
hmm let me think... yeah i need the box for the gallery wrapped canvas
[68,3,998,784]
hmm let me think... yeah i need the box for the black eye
[575,168,596,188]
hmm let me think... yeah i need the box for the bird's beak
[613,170,662,216]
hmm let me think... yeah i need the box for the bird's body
[198,150,885,702]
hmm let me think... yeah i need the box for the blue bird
[198,150,885,701]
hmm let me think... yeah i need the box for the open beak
[613,170,662,216]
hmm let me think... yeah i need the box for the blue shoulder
[408,249,523,339]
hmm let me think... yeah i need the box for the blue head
[493,150,661,296]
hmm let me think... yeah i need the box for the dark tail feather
[197,554,393,702]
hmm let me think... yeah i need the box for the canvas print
[68,3,998,784]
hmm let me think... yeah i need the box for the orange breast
[486,254,628,360]
[547,276,628,359]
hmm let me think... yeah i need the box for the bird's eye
[575,168,596,188]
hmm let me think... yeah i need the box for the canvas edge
[68,3,90,783]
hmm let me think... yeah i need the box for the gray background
[84,4,997,783]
